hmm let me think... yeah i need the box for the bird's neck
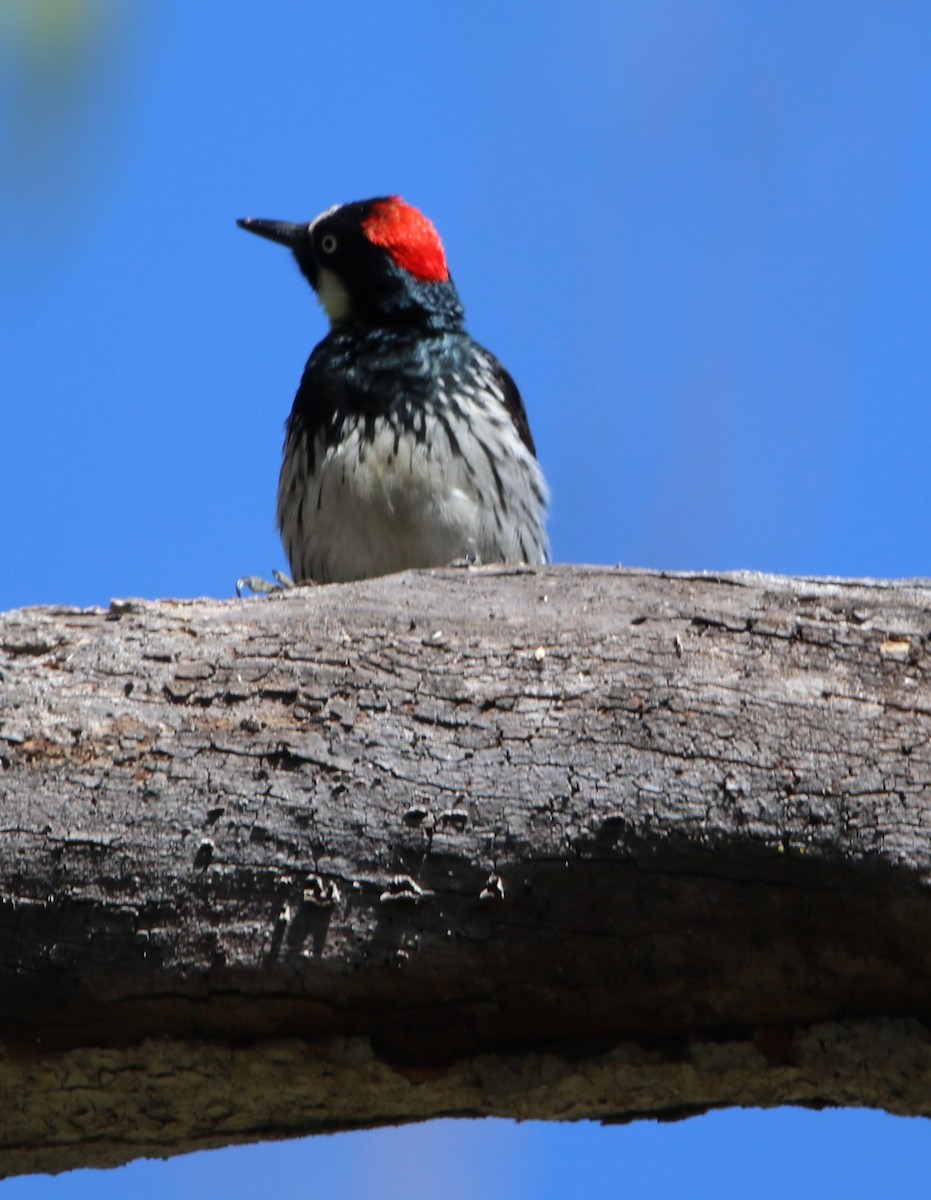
[337,277,465,334]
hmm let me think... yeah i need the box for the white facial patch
[307,206,350,324]
[314,265,351,324]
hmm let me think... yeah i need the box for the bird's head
[238,197,464,329]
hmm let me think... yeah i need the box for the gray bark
[1,565,931,1177]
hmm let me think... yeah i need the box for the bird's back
[277,324,549,583]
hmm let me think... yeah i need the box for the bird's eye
[320,233,338,255]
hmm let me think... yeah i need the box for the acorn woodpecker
[237,197,549,585]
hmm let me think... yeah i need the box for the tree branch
[2,565,931,1176]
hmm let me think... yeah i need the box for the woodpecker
[237,196,549,585]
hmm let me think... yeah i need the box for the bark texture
[2,565,931,1176]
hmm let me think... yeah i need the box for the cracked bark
[2,564,931,1177]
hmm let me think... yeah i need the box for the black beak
[237,218,306,247]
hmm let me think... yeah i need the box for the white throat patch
[315,264,351,325]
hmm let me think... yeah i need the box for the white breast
[277,401,548,584]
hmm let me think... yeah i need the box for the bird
[237,196,549,585]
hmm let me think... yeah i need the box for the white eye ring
[320,233,338,254]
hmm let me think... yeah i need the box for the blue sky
[2,0,931,1193]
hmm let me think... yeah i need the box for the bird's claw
[446,552,478,569]
[236,570,296,597]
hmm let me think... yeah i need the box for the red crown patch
[362,197,450,283]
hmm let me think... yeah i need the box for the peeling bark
[1,565,931,1176]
